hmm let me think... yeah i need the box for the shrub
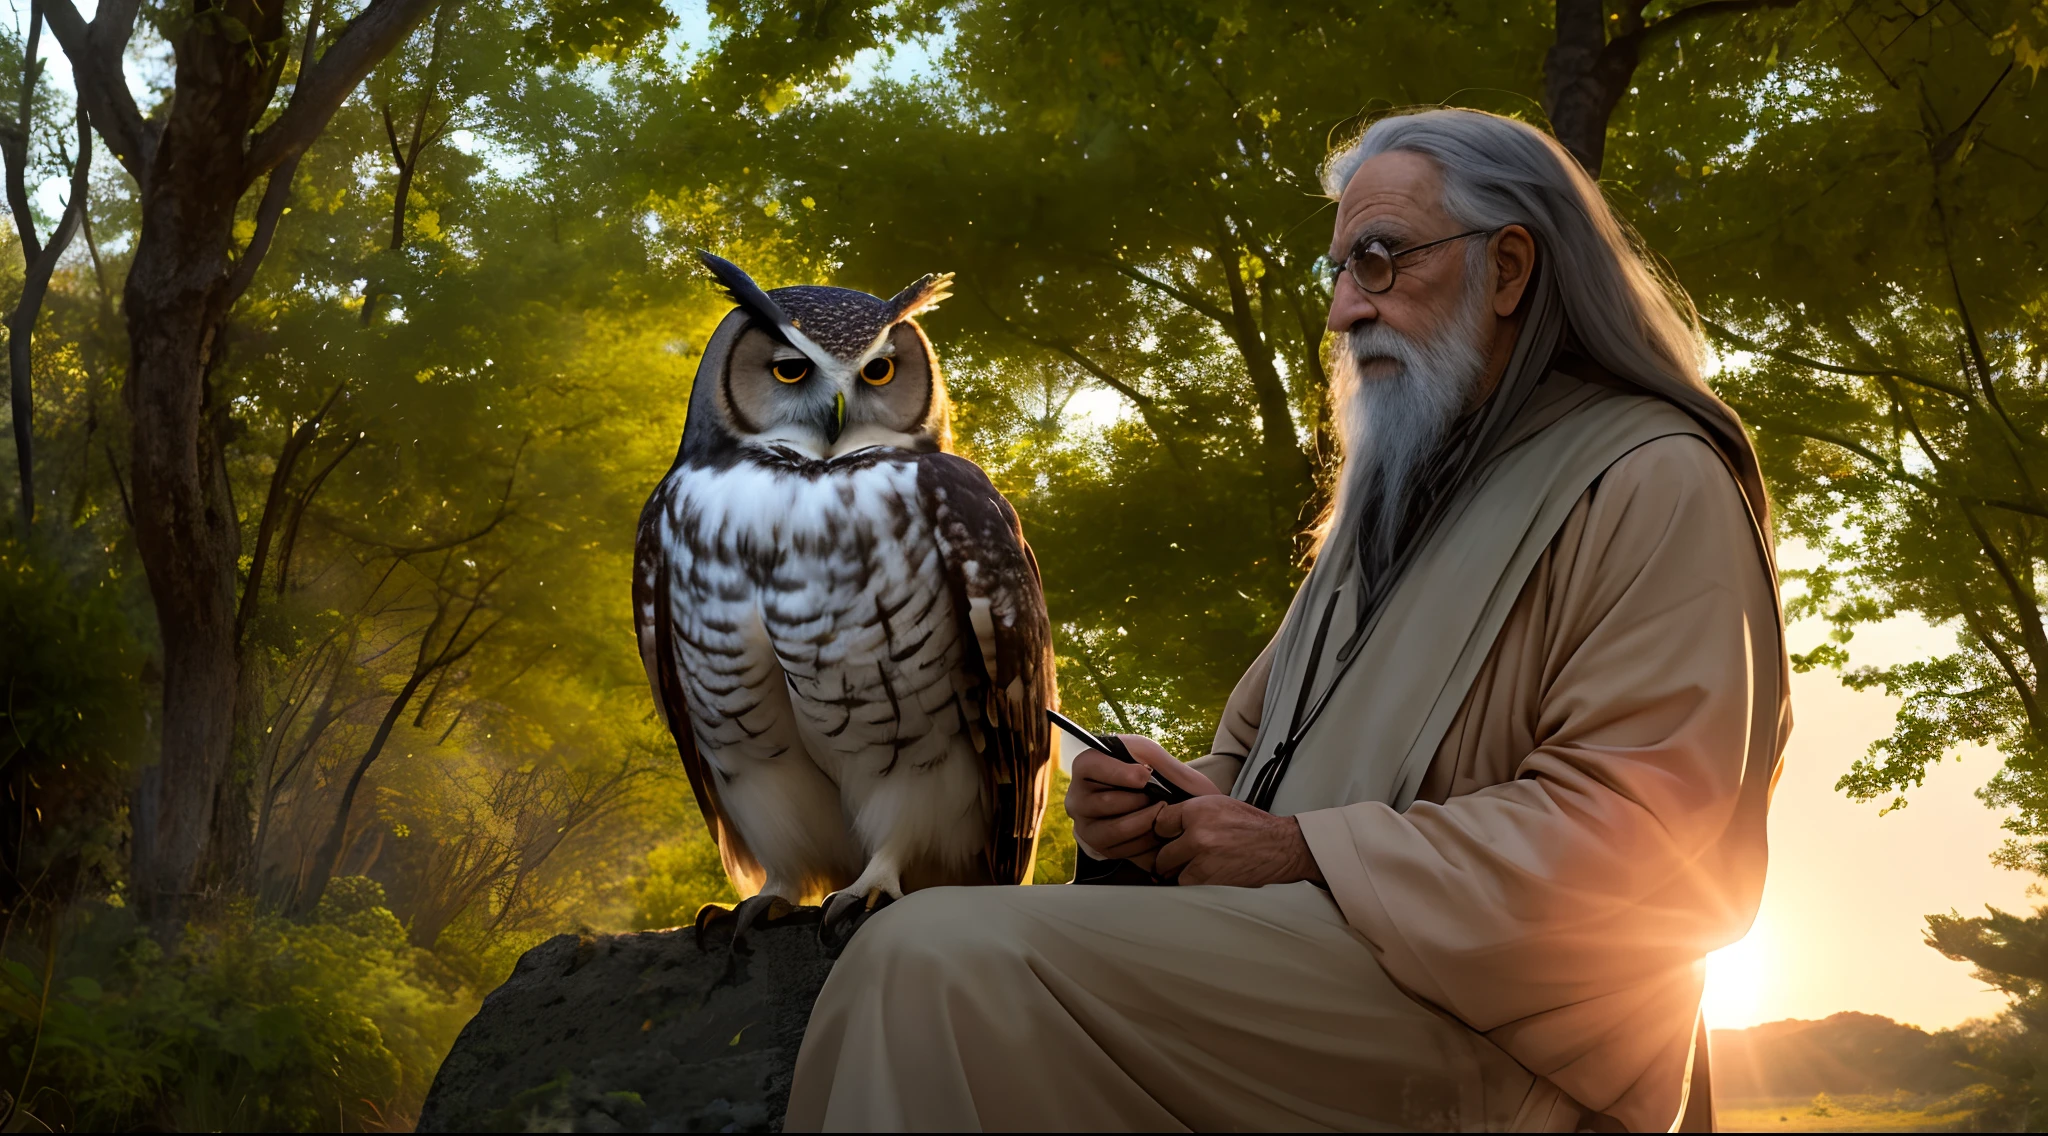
[630,827,736,930]
[0,880,474,1131]
[0,539,148,904]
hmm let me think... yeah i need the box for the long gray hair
[1320,108,1773,538]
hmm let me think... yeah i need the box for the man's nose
[1325,270,1379,333]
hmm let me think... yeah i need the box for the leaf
[1,959,40,996]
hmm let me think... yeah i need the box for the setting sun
[1705,923,1771,1029]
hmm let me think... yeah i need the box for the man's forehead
[1329,151,1448,251]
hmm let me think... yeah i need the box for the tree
[1543,0,1802,175]
[1645,0,2048,862]
[41,0,444,923]
[1924,902,2048,1127]
[0,3,90,530]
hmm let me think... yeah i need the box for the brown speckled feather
[633,477,765,894]
[916,453,1058,884]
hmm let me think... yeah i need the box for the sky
[1701,546,2033,1032]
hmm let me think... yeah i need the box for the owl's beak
[830,390,846,443]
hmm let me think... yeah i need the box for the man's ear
[1491,224,1536,317]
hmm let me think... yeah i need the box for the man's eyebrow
[1341,221,1412,251]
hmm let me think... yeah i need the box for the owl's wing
[634,477,766,896]
[916,453,1058,885]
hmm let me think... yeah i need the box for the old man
[786,107,1788,1133]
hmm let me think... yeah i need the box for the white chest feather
[656,459,976,782]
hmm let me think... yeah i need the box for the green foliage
[1923,903,2048,1129]
[630,828,738,931]
[0,539,146,786]
[0,539,147,903]
[1032,766,1078,886]
[0,883,472,1131]
[697,0,909,112]
[1640,0,2048,860]
[524,0,677,65]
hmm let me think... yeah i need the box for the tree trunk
[37,0,440,927]
[1544,0,1799,178]
[1216,239,1314,495]
[3,5,90,533]
[1543,0,1645,177]
[7,288,45,530]
[122,17,276,923]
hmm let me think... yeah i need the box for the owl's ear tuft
[888,272,955,322]
[698,250,793,332]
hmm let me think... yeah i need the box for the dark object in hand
[1045,710,1194,805]
[1045,711,1184,887]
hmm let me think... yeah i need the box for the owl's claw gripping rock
[818,888,894,953]
[694,894,805,953]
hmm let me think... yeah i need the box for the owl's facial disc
[721,321,943,459]
[722,326,850,457]
[833,322,941,457]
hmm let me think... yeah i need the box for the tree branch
[235,383,345,645]
[1632,0,1803,45]
[100,436,134,525]
[1934,205,2038,450]
[6,2,46,263]
[975,296,1192,467]
[1064,629,1135,735]
[1110,260,1234,326]
[40,0,153,185]
[1952,587,2048,741]
[319,504,512,556]
[1702,318,1971,401]
[244,0,443,184]
[276,433,360,596]
[1214,229,1312,488]
[225,152,306,304]
[1887,390,2048,687]
[1730,403,2048,521]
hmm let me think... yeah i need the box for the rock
[418,915,836,1133]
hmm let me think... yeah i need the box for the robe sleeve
[1295,435,1785,1130]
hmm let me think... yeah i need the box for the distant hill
[1712,1012,1975,1100]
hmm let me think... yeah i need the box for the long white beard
[1326,274,1493,565]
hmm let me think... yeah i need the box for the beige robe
[1212,428,1786,1130]
[788,385,1787,1133]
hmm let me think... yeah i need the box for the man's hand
[1064,736,1325,888]
[1065,735,1221,873]
[1152,796,1327,888]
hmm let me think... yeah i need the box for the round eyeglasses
[1313,228,1498,295]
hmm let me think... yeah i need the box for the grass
[1717,1092,1979,1132]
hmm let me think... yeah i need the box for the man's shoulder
[1576,429,1760,564]
[1603,429,1736,490]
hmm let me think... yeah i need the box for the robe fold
[787,372,1789,1133]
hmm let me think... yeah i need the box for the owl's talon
[818,888,894,952]
[695,894,801,953]
[693,902,727,950]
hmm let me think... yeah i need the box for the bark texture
[121,5,284,915]
[1544,0,1646,176]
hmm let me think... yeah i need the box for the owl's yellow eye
[772,358,810,383]
[861,356,895,386]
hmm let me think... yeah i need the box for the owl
[634,252,1058,944]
